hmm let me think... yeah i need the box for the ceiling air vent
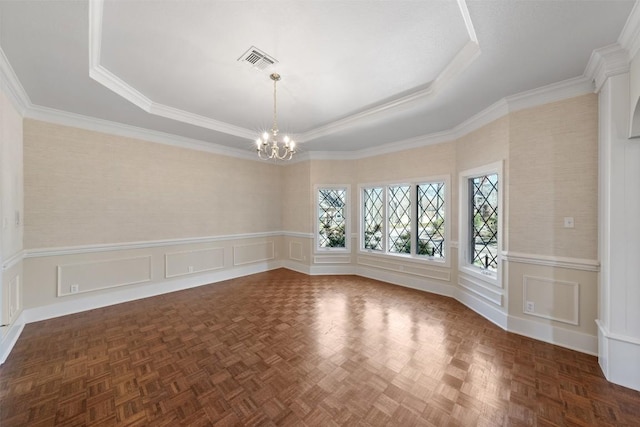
[238,46,278,70]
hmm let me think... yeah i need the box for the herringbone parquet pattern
[1,269,639,426]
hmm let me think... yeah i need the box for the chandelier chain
[255,72,295,161]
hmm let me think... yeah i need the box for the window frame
[458,161,503,285]
[359,176,450,266]
[314,184,351,253]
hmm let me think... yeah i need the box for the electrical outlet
[525,301,535,313]
[70,284,79,294]
[188,266,194,273]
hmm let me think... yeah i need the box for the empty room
[1,0,640,425]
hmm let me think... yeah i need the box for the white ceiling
[0,1,635,155]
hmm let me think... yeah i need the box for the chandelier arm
[256,72,294,161]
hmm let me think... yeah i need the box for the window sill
[315,247,351,255]
[358,249,448,267]
[459,265,500,287]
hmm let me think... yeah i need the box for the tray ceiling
[0,0,635,154]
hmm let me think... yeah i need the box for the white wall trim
[585,44,631,93]
[505,75,594,113]
[356,265,454,298]
[57,255,152,297]
[280,260,311,275]
[164,247,225,278]
[502,251,599,272]
[232,241,275,266]
[618,0,640,60]
[282,231,314,239]
[297,39,480,144]
[597,319,640,346]
[455,286,508,330]
[597,322,640,392]
[0,47,30,115]
[508,315,597,355]
[25,105,259,162]
[88,0,256,141]
[1,250,24,271]
[357,256,451,282]
[310,265,357,275]
[25,261,282,325]
[458,275,503,306]
[522,275,580,326]
[313,255,352,264]
[0,311,25,364]
[24,231,283,258]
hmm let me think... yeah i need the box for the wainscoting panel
[1,273,20,326]
[57,256,152,296]
[289,241,304,262]
[314,255,351,264]
[233,241,275,266]
[357,255,450,282]
[458,275,503,306]
[523,275,579,325]
[165,247,225,278]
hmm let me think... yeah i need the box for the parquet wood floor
[1,269,639,426]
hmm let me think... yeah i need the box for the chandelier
[256,73,296,160]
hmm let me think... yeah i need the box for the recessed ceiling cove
[0,1,634,153]
[90,0,478,143]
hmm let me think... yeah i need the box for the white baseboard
[0,311,26,364]
[508,315,598,356]
[281,260,311,275]
[356,265,455,297]
[310,264,357,275]
[23,261,282,325]
[596,320,640,392]
[2,261,603,371]
[455,287,508,329]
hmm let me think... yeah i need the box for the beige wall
[509,94,598,259]
[24,120,282,248]
[281,160,311,234]
[12,92,601,354]
[357,141,457,184]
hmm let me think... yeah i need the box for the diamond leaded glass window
[417,182,445,258]
[363,187,383,251]
[469,174,498,271]
[388,185,411,254]
[318,188,346,249]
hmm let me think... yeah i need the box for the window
[360,179,447,261]
[363,187,384,251]
[417,182,446,258]
[459,162,502,281]
[470,174,498,271]
[388,185,411,254]
[316,186,348,251]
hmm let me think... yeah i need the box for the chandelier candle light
[256,73,296,160]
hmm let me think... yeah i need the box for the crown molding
[88,0,256,141]
[298,40,480,144]
[88,0,480,146]
[347,75,593,161]
[619,0,640,60]
[0,47,31,115]
[17,72,600,166]
[585,44,630,93]
[24,105,259,162]
[504,75,594,113]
